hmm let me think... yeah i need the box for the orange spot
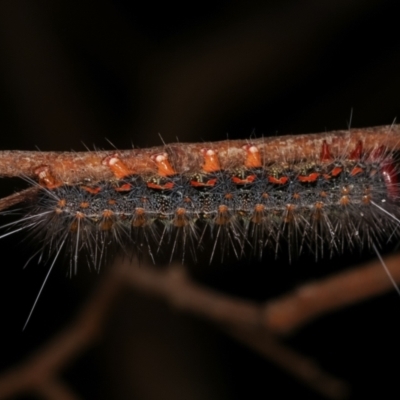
[102,155,134,179]
[284,204,295,222]
[350,166,364,176]
[262,193,269,199]
[362,195,371,205]
[57,199,66,208]
[132,208,146,227]
[349,141,362,160]
[108,199,116,205]
[75,211,85,219]
[147,181,175,190]
[190,178,217,187]
[79,202,89,209]
[81,186,101,194]
[34,165,62,189]
[315,201,324,209]
[151,153,176,177]
[313,202,324,220]
[297,172,320,183]
[102,210,114,218]
[216,205,230,225]
[200,148,220,173]
[268,176,288,184]
[340,195,350,206]
[320,140,332,162]
[174,208,188,227]
[100,210,114,230]
[254,204,265,212]
[251,204,265,224]
[319,191,327,198]
[331,167,342,177]
[341,186,350,195]
[176,208,186,216]
[242,144,261,168]
[224,193,233,200]
[293,192,300,200]
[115,183,132,192]
[232,175,256,184]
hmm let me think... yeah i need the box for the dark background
[0,1,400,399]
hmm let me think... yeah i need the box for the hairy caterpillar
[1,125,400,267]
[1,125,400,327]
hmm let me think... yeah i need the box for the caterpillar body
[1,129,400,269]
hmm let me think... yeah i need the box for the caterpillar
[1,124,400,328]
[1,125,400,268]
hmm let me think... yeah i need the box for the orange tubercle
[297,172,320,183]
[200,148,220,173]
[349,141,362,160]
[102,155,134,179]
[151,153,176,177]
[232,174,256,184]
[81,186,102,194]
[147,181,175,190]
[268,176,288,185]
[320,140,332,162]
[350,166,364,176]
[34,165,62,189]
[190,178,217,187]
[115,183,133,192]
[243,144,262,168]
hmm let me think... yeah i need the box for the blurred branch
[2,251,400,399]
[0,267,120,399]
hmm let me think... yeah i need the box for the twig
[1,252,400,399]
[227,327,349,400]
[0,187,39,212]
[0,266,121,399]
[119,255,400,334]
[263,253,400,333]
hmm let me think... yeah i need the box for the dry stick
[122,263,349,399]
[119,256,400,334]
[119,256,400,398]
[0,187,40,212]
[0,267,121,399]
[227,327,349,400]
[35,379,81,400]
[0,125,399,184]
[1,254,399,400]
[263,253,400,334]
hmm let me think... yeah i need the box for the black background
[0,1,400,399]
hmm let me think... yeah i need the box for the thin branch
[0,186,39,212]
[263,253,400,333]
[0,267,121,399]
[119,255,400,334]
[227,327,349,400]
[34,379,81,400]
[1,253,400,399]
